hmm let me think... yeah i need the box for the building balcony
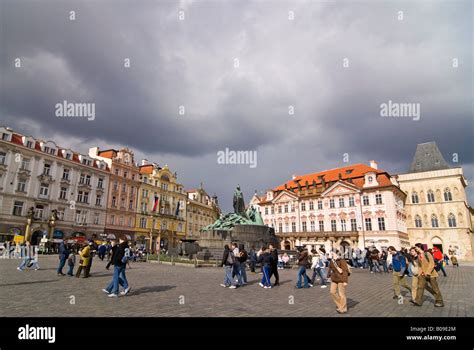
[18,168,31,176]
[60,177,70,184]
[37,174,54,183]
[78,182,92,190]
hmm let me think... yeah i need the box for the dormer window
[368,176,373,183]
[2,133,10,141]
[26,141,33,148]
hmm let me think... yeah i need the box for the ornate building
[134,161,186,253]
[253,161,409,252]
[0,127,110,244]
[89,147,140,242]
[396,142,474,260]
[186,185,220,238]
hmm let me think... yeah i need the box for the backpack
[121,247,131,263]
[226,251,235,265]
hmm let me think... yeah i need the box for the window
[363,196,369,206]
[140,217,147,229]
[77,191,89,203]
[284,205,288,213]
[2,133,9,141]
[375,194,383,205]
[112,196,117,207]
[264,207,268,215]
[39,183,49,197]
[331,220,337,231]
[123,171,128,179]
[351,218,357,231]
[121,198,125,208]
[318,200,323,210]
[59,187,67,200]
[119,216,124,226]
[319,220,325,231]
[122,183,126,192]
[310,221,315,232]
[341,219,346,231]
[309,201,314,210]
[113,181,118,191]
[20,158,29,170]
[329,199,335,208]
[43,163,51,176]
[349,197,355,207]
[85,175,91,185]
[415,215,422,228]
[26,141,33,148]
[448,214,456,228]
[291,204,295,212]
[365,218,372,231]
[75,210,87,224]
[35,205,44,219]
[339,198,345,208]
[431,215,439,228]
[302,221,307,232]
[111,215,115,225]
[65,153,72,160]
[444,189,452,202]
[13,201,23,216]
[0,152,6,165]
[98,178,103,189]
[368,176,373,183]
[301,202,306,211]
[291,222,296,232]
[62,169,70,180]
[79,174,85,184]
[278,223,283,233]
[412,192,419,204]
[17,179,27,192]
[378,217,386,231]
[129,200,133,210]
[93,213,100,225]
[96,195,102,206]
[427,190,435,203]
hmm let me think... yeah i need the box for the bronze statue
[233,185,245,215]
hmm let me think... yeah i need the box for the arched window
[411,192,419,204]
[427,190,435,203]
[431,214,439,228]
[448,213,456,227]
[444,188,452,201]
[414,215,422,228]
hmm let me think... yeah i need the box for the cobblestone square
[0,256,472,317]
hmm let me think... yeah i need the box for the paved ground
[0,255,472,317]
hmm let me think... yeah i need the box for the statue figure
[233,185,245,215]
[48,209,59,226]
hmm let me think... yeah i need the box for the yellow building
[186,185,220,238]
[135,161,186,253]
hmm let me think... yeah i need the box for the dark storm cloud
[0,0,472,211]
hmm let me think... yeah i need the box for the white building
[253,161,409,252]
[0,126,110,244]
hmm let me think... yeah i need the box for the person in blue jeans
[17,242,40,271]
[102,238,131,297]
[220,245,237,289]
[257,246,274,289]
[57,239,69,276]
[295,247,312,289]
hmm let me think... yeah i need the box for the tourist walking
[249,246,257,273]
[75,242,91,278]
[230,242,241,285]
[17,241,40,271]
[220,245,237,289]
[310,248,328,288]
[56,239,69,276]
[432,247,447,277]
[103,237,131,297]
[408,247,420,302]
[269,243,279,286]
[257,246,274,289]
[369,246,381,273]
[98,243,107,261]
[295,247,312,289]
[327,250,350,314]
[380,249,389,273]
[388,246,411,301]
[238,243,248,286]
[413,243,444,307]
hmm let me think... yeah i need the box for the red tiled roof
[98,150,116,159]
[139,164,154,174]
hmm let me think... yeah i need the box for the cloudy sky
[1,0,472,212]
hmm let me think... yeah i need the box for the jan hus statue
[233,185,245,215]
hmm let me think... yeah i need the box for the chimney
[369,160,378,169]
[292,174,297,180]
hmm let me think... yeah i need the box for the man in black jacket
[102,238,131,297]
[269,243,280,286]
[220,245,236,289]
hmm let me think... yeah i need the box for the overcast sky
[1,0,472,212]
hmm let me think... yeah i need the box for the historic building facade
[186,185,220,238]
[134,161,187,253]
[89,147,140,242]
[0,127,110,244]
[396,142,474,260]
[253,161,409,252]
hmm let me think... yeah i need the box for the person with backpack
[268,243,280,287]
[295,247,312,289]
[388,246,411,301]
[310,248,328,288]
[369,246,381,273]
[237,243,248,286]
[432,247,447,277]
[220,245,237,289]
[326,250,350,314]
[102,237,131,297]
[257,246,274,289]
[413,243,444,307]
